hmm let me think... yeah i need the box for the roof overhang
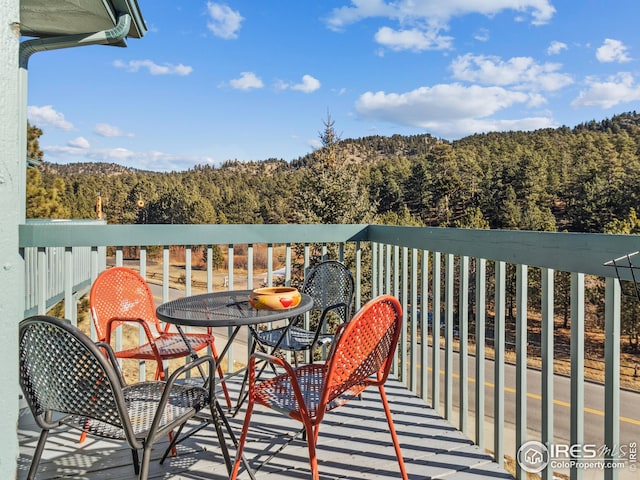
[20,0,147,46]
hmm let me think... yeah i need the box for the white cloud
[114,59,193,76]
[596,39,631,63]
[474,28,490,42]
[572,72,640,109]
[206,2,244,39]
[27,105,74,130]
[450,54,573,91]
[292,75,321,93]
[374,26,453,51]
[67,137,90,149]
[94,123,134,137]
[547,41,568,55]
[229,72,264,90]
[277,75,322,93]
[326,0,555,51]
[354,83,555,138]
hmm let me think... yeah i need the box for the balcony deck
[17,375,512,480]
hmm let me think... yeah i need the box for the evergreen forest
[26,112,640,236]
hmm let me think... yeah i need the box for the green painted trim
[367,225,640,278]
[19,223,370,248]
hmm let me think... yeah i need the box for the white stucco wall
[0,1,23,477]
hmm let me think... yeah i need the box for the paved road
[426,347,640,456]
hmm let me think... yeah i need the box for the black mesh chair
[252,260,355,365]
[18,315,230,480]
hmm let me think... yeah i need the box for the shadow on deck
[18,377,513,479]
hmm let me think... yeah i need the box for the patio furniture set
[18,261,408,480]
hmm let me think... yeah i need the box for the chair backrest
[19,316,131,436]
[90,266,160,341]
[301,260,355,324]
[321,295,402,411]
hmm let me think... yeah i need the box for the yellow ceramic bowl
[249,287,301,310]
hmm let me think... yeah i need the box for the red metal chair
[89,266,230,407]
[231,294,408,480]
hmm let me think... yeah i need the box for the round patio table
[157,289,313,329]
[157,289,313,366]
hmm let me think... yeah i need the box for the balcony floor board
[18,376,512,479]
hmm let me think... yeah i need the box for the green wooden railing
[20,223,638,480]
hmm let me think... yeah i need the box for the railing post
[475,257,486,449]
[90,246,100,340]
[247,244,254,290]
[371,241,378,297]
[570,272,584,480]
[400,246,409,385]
[420,249,429,400]
[139,247,147,381]
[354,240,361,311]
[285,243,292,286]
[37,247,46,315]
[185,245,192,297]
[227,243,235,372]
[515,263,528,480]
[541,267,554,480]
[444,253,454,421]
[385,243,391,296]
[410,248,419,392]
[494,260,506,468]
[64,246,74,324]
[459,255,469,435]
[604,276,620,480]
[431,251,441,413]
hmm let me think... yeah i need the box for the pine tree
[25,123,70,219]
[295,113,373,224]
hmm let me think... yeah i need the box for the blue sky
[25,0,640,172]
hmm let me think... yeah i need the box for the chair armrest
[105,317,163,360]
[248,353,311,416]
[147,355,218,437]
[165,355,217,394]
[250,352,290,371]
[310,302,350,346]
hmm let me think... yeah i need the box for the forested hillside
[27,112,640,235]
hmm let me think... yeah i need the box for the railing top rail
[20,222,640,279]
[19,223,370,248]
[368,225,640,279]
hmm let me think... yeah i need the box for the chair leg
[210,341,232,408]
[139,443,153,480]
[305,422,320,480]
[27,428,49,480]
[154,362,165,380]
[378,384,408,480]
[131,448,140,475]
[230,398,255,480]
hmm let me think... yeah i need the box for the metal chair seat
[116,331,215,360]
[253,363,367,419]
[255,325,334,353]
[63,381,210,440]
